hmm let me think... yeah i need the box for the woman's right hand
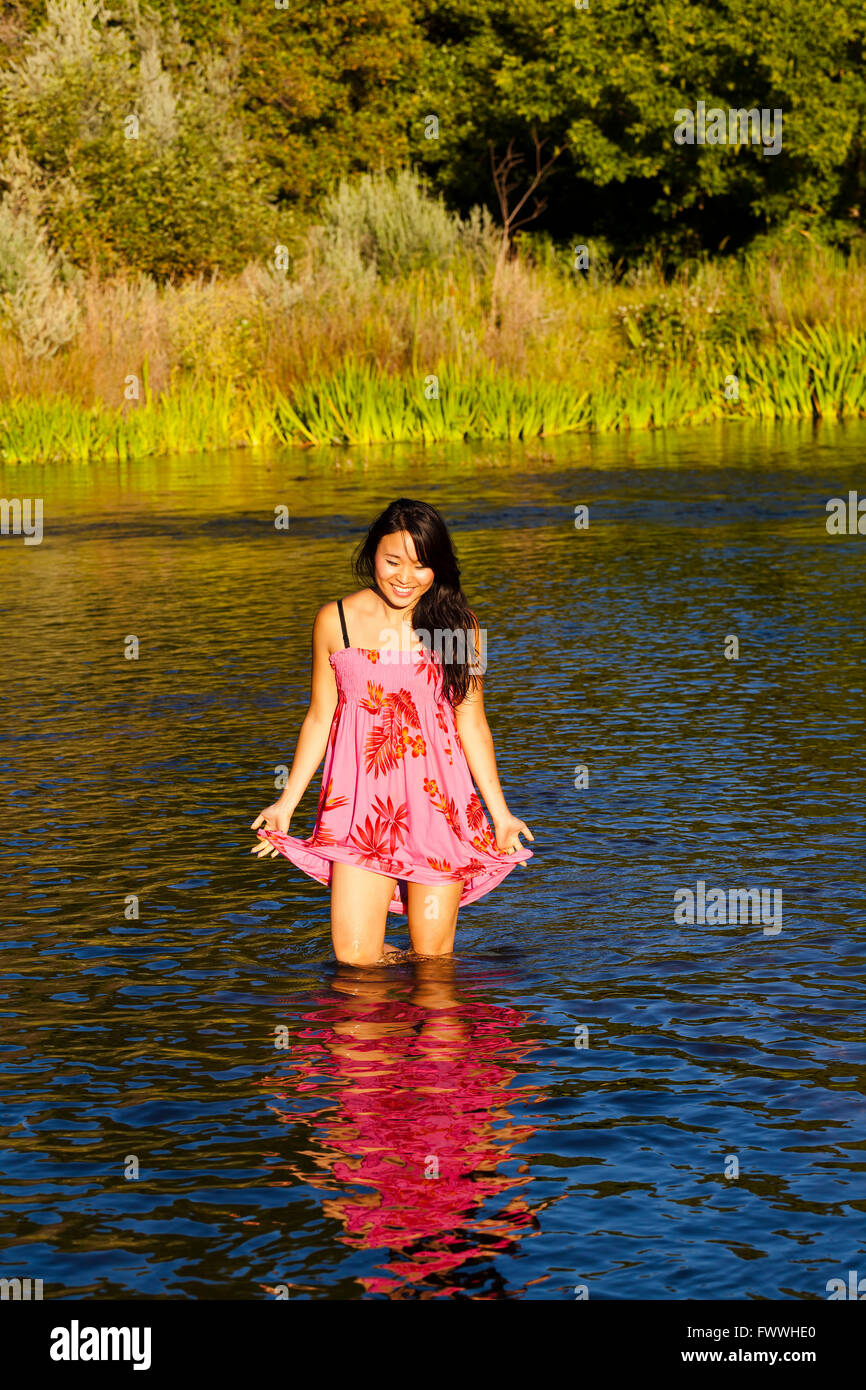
[249,801,292,857]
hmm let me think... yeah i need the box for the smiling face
[374,530,435,611]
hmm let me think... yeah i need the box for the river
[1,420,863,1298]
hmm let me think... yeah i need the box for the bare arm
[251,604,339,843]
[454,654,534,857]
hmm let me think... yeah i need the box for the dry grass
[2,234,866,461]
[2,236,865,405]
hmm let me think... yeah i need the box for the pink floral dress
[257,615,533,914]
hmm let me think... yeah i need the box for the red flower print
[466,793,496,850]
[360,683,385,713]
[365,722,399,777]
[370,795,409,853]
[348,813,408,878]
[349,813,391,860]
[364,650,380,663]
[426,856,453,873]
[310,777,348,846]
[318,777,348,815]
[425,781,463,836]
[471,830,497,853]
[417,649,440,688]
[466,793,485,831]
[329,694,345,750]
[388,688,421,729]
[453,857,487,878]
[364,688,423,778]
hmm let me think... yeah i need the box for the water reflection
[262,961,550,1296]
[1,420,864,1299]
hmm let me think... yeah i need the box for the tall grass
[1,171,866,462]
[3,326,864,462]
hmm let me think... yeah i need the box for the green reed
[1,324,864,463]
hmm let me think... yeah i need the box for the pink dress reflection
[262,980,549,1296]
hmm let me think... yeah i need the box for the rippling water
[1,421,864,1299]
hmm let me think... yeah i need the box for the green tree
[0,0,425,215]
[412,0,866,258]
[2,0,864,276]
[0,0,283,279]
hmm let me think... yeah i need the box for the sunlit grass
[1,322,864,463]
[2,240,866,462]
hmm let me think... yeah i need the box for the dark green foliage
[412,0,866,259]
[0,0,864,276]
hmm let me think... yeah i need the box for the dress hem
[257,829,532,915]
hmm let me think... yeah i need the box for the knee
[331,921,385,967]
[334,947,385,967]
[408,924,456,957]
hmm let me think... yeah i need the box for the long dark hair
[352,499,480,707]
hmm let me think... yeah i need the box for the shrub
[311,166,497,281]
[0,0,281,281]
[0,145,81,358]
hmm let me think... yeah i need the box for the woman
[251,498,534,965]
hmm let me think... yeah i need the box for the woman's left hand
[493,814,534,864]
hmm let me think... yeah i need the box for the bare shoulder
[313,600,341,627]
[312,601,342,648]
[313,592,370,652]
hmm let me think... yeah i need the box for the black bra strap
[336,598,350,648]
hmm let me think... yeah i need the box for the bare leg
[406,880,465,957]
[330,861,398,966]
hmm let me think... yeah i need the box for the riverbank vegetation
[1,1,865,460]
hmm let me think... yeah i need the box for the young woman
[250,498,534,966]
